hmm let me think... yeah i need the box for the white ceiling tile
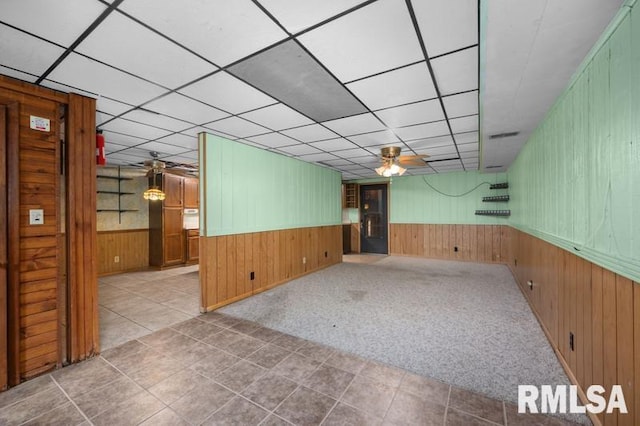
[178,150,199,161]
[258,0,364,34]
[204,116,270,138]
[136,141,190,156]
[102,131,146,147]
[277,144,322,156]
[348,130,399,147]
[96,97,134,116]
[454,131,479,144]
[322,158,354,166]
[431,47,478,96]
[1,0,106,47]
[347,62,436,110]
[48,53,166,105]
[40,79,98,98]
[323,113,385,136]
[76,12,216,88]
[422,145,458,156]
[180,126,234,140]
[376,99,444,128]
[449,115,478,133]
[144,93,229,124]
[298,0,424,82]
[460,150,479,159]
[0,26,65,76]
[97,111,114,126]
[309,138,358,152]
[458,142,479,153]
[297,152,341,162]
[109,147,151,159]
[0,65,38,83]
[413,0,477,57]
[281,124,338,142]
[158,155,197,165]
[333,147,371,158]
[99,118,172,140]
[443,91,478,118]
[120,0,287,66]
[394,121,449,141]
[246,132,299,148]
[179,71,276,114]
[104,152,141,165]
[406,135,454,150]
[156,133,199,150]
[240,104,313,131]
[103,141,129,153]
[120,110,192,132]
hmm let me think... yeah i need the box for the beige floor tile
[201,396,269,425]
[275,386,336,425]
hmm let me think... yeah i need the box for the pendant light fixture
[143,155,166,201]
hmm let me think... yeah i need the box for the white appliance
[183,208,199,230]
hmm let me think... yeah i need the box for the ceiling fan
[375,146,428,177]
[142,151,197,178]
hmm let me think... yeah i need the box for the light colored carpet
[219,256,579,414]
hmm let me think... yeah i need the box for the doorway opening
[359,184,389,254]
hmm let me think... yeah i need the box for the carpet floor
[218,256,579,411]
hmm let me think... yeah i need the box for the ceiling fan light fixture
[375,162,406,177]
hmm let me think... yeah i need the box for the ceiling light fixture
[375,160,406,177]
[143,187,166,201]
[144,156,166,201]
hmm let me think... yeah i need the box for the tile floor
[99,265,201,350]
[1,310,580,425]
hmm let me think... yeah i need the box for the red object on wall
[96,130,106,165]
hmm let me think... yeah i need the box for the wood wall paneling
[388,224,507,264]
[17,95,59,379]
[97,230,149,275]
[508,227,637,426]
[0,104,7,390]
[66,94,98,363]
[201,225,342,311]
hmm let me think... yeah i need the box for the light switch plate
[29,209,44,225]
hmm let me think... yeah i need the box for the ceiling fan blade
[398,154,429,166]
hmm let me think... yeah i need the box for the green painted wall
[388,171,508,224]
[508,3,640,282]
[200,134,342,236]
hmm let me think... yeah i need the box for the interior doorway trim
[1,102,20,388]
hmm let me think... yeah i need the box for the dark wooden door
[360,184,388,254]
[163,207,184,265]
[183,178,199,209]
[163,174,183,207]
[0,105,7,390]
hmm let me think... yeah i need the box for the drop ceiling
[0,0,624,178]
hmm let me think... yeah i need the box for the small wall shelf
[475,209,511,217]
[482,195,510,202]
[489,182,509,189]
[97,167,137,223]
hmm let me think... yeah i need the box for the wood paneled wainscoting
[509,228,639,426]
[97,229,149,276]
[389,224,510,263]
[200,225,342,311]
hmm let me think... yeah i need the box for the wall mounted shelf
[482,195,510,202]
[489,182,509,189]
[97,167,137,223]
[475,210,511,217]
